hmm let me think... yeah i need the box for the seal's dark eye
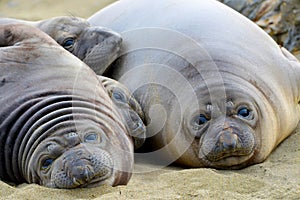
[63,38,75,49]
[42,158,53,170]
[196,114,209,126]
[238,107,251,118]
[84,133,98,143]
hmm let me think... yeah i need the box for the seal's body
[0,24,133,188]
[0,16,122,74]
[88,0,300,168]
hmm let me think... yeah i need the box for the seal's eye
[191,114,210,137]
[84,133,98,143]
[41,158,53,170]
[112,91,126,103]
[63,38,75,49]
[196,114,209,126]
[238,107,251,118]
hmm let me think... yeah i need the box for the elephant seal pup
[0,16,122,74]
[88,0,300,169]
[99,76,146,149]
[0,24,134,188]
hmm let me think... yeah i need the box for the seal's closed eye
[112,90,127,103]
[84,133,98,143]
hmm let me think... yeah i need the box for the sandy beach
[0,0,300,199]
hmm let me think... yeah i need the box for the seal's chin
[79,174,114,188]
[199,150,256,169]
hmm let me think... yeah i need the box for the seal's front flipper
[98,76,146,149]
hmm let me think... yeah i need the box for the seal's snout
[72,165,95,184]
[90,26,122,44]
[199,119,256,168]
[63,149,95,184]
[217,130,238,151]
[67,155,95,182]
[51,144,114,188]
[95,27,123,51]
[79,26,123,74]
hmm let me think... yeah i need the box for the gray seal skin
[0,24,134,188]
[0,16,122,74]
[218,0,300,59]
[88,0,300,169]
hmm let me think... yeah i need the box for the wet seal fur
[0,24,136,188]
[88,0,300,169]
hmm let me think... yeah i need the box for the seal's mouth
[74,169,113,188]
[199,149,256,169]
[206,153,254,169]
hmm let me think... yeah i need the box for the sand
[0,1,300,199]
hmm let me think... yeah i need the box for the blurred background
[0,0,116,19]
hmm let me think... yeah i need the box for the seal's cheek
[198,121,257,168]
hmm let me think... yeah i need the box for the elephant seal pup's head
[0,16,122,74]
[99,76,146,149]
[36,16,122,74]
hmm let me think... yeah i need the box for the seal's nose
[218,130,238,151]
[64,149,95,184]
[90,26,122,43]
[72,165,95,184]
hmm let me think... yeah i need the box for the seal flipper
[98,76,146,149]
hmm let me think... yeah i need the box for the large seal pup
[0,16,122,74]
[88,0,300,169]
[0,24,137,188]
